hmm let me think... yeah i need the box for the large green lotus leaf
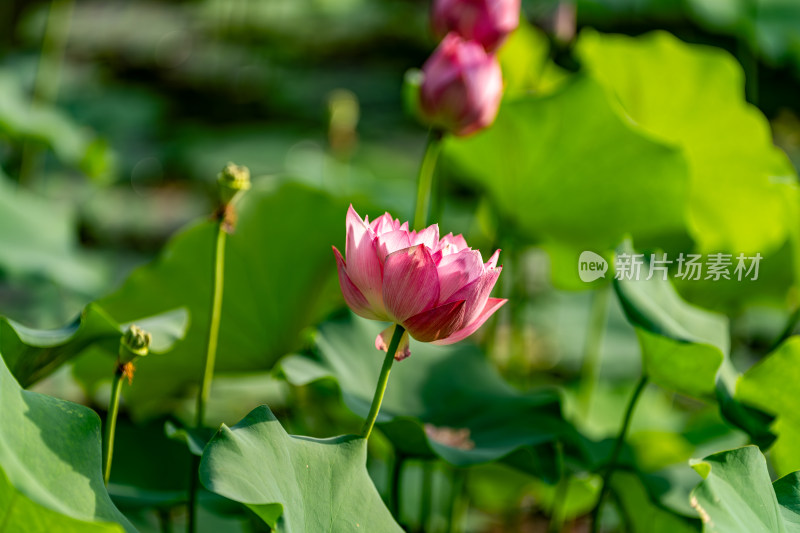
[279,315,575,478]
[200,405,402,532]
[614,269,727,398]
[737,337,800,476]
[0,304,187,387]
[79,181,345,418]
[576,30,798,255]
[441,74,690,288]
[613,247,774,445]
[689,445,800,533]
[0,349,134,532]
[0,173,107,294]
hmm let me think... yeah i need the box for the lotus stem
[413,130,444,230]
[362,324,405,439]
[188,163,249,533]
[102,364,124,486]
[195,224,227,429]
[103,326,150,486]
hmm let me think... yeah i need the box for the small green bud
[217,162,251,206]
[119,324,152,364]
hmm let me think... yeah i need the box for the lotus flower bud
[431,0,520,53]
[119,324,152,364]
[217,162,251,207]
[419,33,503,137]
[333,206,507,360]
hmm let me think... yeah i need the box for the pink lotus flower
[431,0,520,53]
[333,206,506,360]
[420,33,503,137]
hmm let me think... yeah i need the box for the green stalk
[362,325,405,439]
[196,223,227,428]
[102,365,125,486]
[187,163,248,533]
[412,130,443,230]
[187,220,227,533]
[590,375,648,533]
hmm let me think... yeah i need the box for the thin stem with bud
[103,325,151,486]
[188,163,250,533]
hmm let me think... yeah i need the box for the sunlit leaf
[499,21,570,98]
[577,30,798,255]
[441,75,690,289]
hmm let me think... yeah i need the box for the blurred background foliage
[2,0,800,531]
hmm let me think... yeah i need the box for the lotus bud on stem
[103,324,152,486]
[119,324,152,365]
[215,162,251,233]
[188,162,250,533]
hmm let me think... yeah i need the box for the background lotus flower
[431,0,520,53]
[333,206,506,360]
[419,33,504,137]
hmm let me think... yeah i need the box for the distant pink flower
[333,206,506,360]
[432,0,520,53]
[420,33,503,137]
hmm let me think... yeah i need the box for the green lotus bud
[119,324,152,364]
[217,162,251,207]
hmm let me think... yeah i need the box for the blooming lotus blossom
[431,0,520,53]
[333,206,506,360]
[420,33,503,137]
